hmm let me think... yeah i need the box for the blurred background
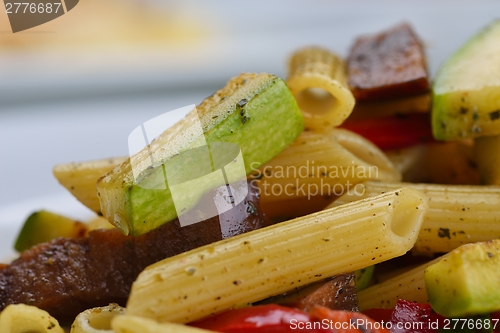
[0,0,499,256]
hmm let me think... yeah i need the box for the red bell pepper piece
[363,308,393,326]
[340,113,434,150]
[490,311,500,333]
[310,305,390,333]
[364,300,445,333]
[190,304,330,333]
[390,300,444,333]
[365,300,500,333]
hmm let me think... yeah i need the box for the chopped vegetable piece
[362,308,393,326]
[340,113,434,150]
[432,20,500,140]
[389,300,443,333]
[113,315,218,333]
[191,304,330,332]
[364,300,500,333]
[355,266,375,291]
[347,23,430,102]
[491,311,500,333]
[14,210,86,252]
[310,305,390,333]
[97,73,304,236]
[425,240,500,317]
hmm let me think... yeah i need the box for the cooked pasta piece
[112,315,216,333]
[71,304,125,333]
[0,304,64,333]
[255,129,401,206]
[127,188,427,323]
[287,47,355,131]
[332,181,500,255]
[53,157,127,212]
[357,258,439,310]
[474,135,500,185]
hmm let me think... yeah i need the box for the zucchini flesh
[432,20,500,140]
[97,73,304,236]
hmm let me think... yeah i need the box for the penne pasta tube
[52,127,401,220]
[112,315,216,333]
[357,258,439,310]
[53,157,127,212]
[70,304,125,333]
[474,135,500,185]
[287,47,355,131]
[126,188,428,323]
[332,181,500,255]
[0,304,64,333]
[255,129,401,205]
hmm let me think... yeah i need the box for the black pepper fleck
[489,110,500,121]
[438,228,451,239]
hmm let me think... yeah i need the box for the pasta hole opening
[390,193,421,238]
[295,88,337,116]
[87,311,119,331]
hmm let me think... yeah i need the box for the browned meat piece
[347,23,430,102]
[0,182,270,323]
[258,273,358,312]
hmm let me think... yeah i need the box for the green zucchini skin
[98,73,304,236]
[425,240,500,317]
[15,210,86,252]
[432,20,500,141]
